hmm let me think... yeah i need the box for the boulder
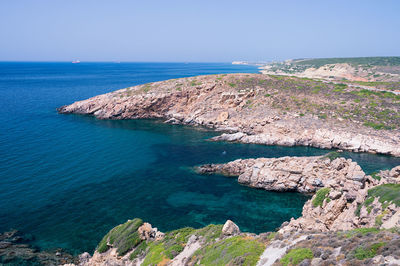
[222,220,240,236]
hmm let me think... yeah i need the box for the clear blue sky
[0,0,399,62]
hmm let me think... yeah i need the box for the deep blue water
[1,62,399,255]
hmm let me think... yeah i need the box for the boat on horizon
[72,60,80,64]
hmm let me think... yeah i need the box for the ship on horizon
[72,60,80,63]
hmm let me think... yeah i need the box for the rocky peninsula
[196,153,400,233]
[58,73,400,157]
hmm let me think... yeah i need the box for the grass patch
[312,188,331,207]
[353,242,385,260]
[322,151,341,161]
[228,82,237,88]
[97,218,144,255]
[129,241,148,260]
[363,121,392,130]
[191,81,202,86]
[366,184,400,207]
[280,248,313,266]
[194,235,265,266]
[141,226,197,265]
[341,227,380,238]
[267,232,277,241]
[142,84,152,93]
[370,172,381,181]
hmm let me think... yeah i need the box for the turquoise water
[0,62,399,255]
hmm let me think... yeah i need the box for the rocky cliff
[58,74,400,157]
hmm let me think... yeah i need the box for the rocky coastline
[54,73,400,265]
[196,154,400,234]
[60,156,400,265]
[58,74,400,157]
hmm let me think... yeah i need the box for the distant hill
[261,56,400,82]
[293,56,400,68]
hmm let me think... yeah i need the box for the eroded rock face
[58,74,400,157]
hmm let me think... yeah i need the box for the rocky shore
[58,74,400,157]
[55,154,400,266]
[196,154,400,234]
[0,230,76,265]
[55,73,400,265]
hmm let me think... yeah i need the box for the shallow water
[0,62,399,255]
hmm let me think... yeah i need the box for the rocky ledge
[58,73,400,157]
[196,153,400,235]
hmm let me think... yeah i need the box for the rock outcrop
[196,154,370,194]
[58,74,400,157]
[196,155,400,235]
[222,220,240,236]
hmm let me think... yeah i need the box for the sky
[0,0,399,62]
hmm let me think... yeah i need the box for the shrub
[341,227,380,238]
[96,218,144,255]
[353,242,385,260]
[281,248,313,266]
[194,236,265,266]
[366,184,400,207]
[312,188,331,207]
[370,172,381,181]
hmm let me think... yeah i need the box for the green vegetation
[141,227,196,265]
[322,151,341,161]
[194,236,265,266]
[129,241,148,260]
[333,83,347,92]
[363,121,392,130]
[354,184,400,220]
[340,227,380,238]
[267,232,277,241]
[191,80,202,86]
[140,224,222,265]
[97,218,144,255]
[228,82,237,88]
[293,57,400,68]
[375,214,384,226]
[280,248,313,266]
[353,242,385,260]
[312,188,331,207]
[370,172,381,181]
[142,84,152,93]
[366,184,400,207]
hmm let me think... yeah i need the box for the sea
[1,62,399,255]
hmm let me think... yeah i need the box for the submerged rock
[0,230,76,265]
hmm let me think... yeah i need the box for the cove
[1,63,399,256]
